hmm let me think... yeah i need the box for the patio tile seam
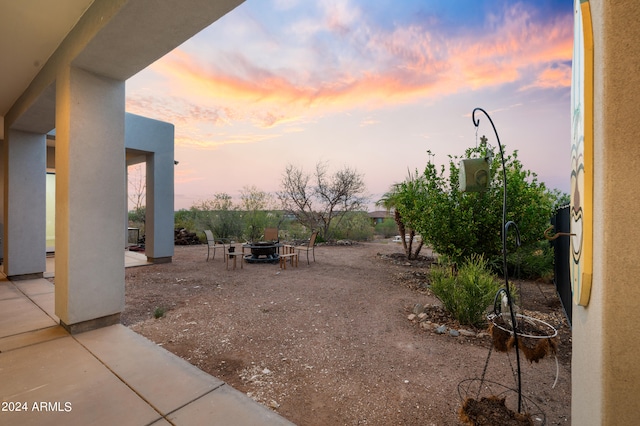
[70,333,227,425]
[11,279,57,322]
[70,334,170,424]
[160,382,228,420]
[19,290,54,297]
[0,294,24,301]
[0,325,66,352]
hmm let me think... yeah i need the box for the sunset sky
[125,0,573,211]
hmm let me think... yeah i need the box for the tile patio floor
[0,252,294,425]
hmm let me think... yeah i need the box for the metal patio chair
[204,230,227,261]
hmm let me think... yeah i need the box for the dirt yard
[123,241,571,425]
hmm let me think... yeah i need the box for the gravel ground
[123,241,571,425]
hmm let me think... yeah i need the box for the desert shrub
[329,211,374,241]
[278,221,307,241]
[430,255,501,327]
[505,241,554,281]
[174,209,196,232]
[128,207,146,241]
[374,217,398,238]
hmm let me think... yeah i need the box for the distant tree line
[170,162,373,243]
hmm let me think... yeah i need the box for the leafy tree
[374,217,398,238]
[330,211,374,241]
[239,185,280,242]
[191,193,242,240]
[278,162,368,240]
[399,140,556,269]
[550,189,570,211]
[174,208,196,231]
[128,206,146,224]
[377,178,426,259]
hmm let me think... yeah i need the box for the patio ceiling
[0,0,95,119]
[0,0,244,140]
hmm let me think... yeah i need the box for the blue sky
[126,0,573,210]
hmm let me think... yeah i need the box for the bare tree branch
[278,162,368,240]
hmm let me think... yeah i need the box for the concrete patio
[0,253,294,425]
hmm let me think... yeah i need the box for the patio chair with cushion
[204,230,227,261]
[262,227,280,254]
[295,230,318,265]
[263,227,279,243]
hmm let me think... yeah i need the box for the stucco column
[2,130,46,278]
[145,150,174,262]
[124,114,174,263]
[54,66,125,333]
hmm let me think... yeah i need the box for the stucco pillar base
[60,313,120,335]
[147,256,172,264]
[8,272,44,281]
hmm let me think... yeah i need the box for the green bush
[329,211,374,241]
[374,217,398,238]
[394,140,566,279]
[174,209,196,232]
[429,255,501,327]
[505,241,554,281]
[279,221,308,241]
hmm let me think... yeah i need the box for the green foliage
[174,209,196,231]
[179,190,288,243]
[153,307,166,319]
[190,193,243,241]
[397,140,556,275]
[240,185,280,242]
[128,207,146,242]
[550,189,570,212]
[128,206,146,224]
[376,183,425,259]
[278,220,307,241]
[374,217,398,238]
[329,211,374,241]
[505,241,554,281]
[430,255,501,327]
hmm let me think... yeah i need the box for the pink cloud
[130,2,572,138]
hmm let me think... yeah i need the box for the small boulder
[435,325,447,334]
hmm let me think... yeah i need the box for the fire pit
[243,242,281,264]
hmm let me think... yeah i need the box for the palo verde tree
[398,139,557,270]
[278,161,368,240]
